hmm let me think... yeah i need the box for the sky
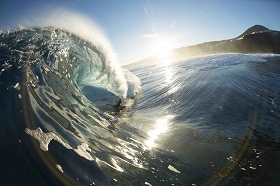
[0,0,279,65]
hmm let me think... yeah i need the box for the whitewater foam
[123,69,141,98]
[56,164,64,173]
[168,165,181,173]
[13,83,21,90]
[25,128,95,161]
[74,143,94,161]
[25,128,72,151]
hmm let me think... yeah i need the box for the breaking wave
[1,9,280,186]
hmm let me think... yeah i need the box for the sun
[151,37,174,57]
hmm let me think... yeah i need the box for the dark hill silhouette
[237,25,269,38]
[125,25,280,67]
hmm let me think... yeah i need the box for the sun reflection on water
[144,115,173,150]
[164,66,173,83]
[158,58,174,84]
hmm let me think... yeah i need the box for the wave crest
[0,26,139,99]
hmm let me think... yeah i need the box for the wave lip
[17,8,141,99]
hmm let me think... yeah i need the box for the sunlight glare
[151,37,174,57]
[144,115,173,150]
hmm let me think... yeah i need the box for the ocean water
[1,26,280,186]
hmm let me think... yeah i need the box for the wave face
[0,27,142,185]
[1,26,280,186]
[128,53,280,185]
